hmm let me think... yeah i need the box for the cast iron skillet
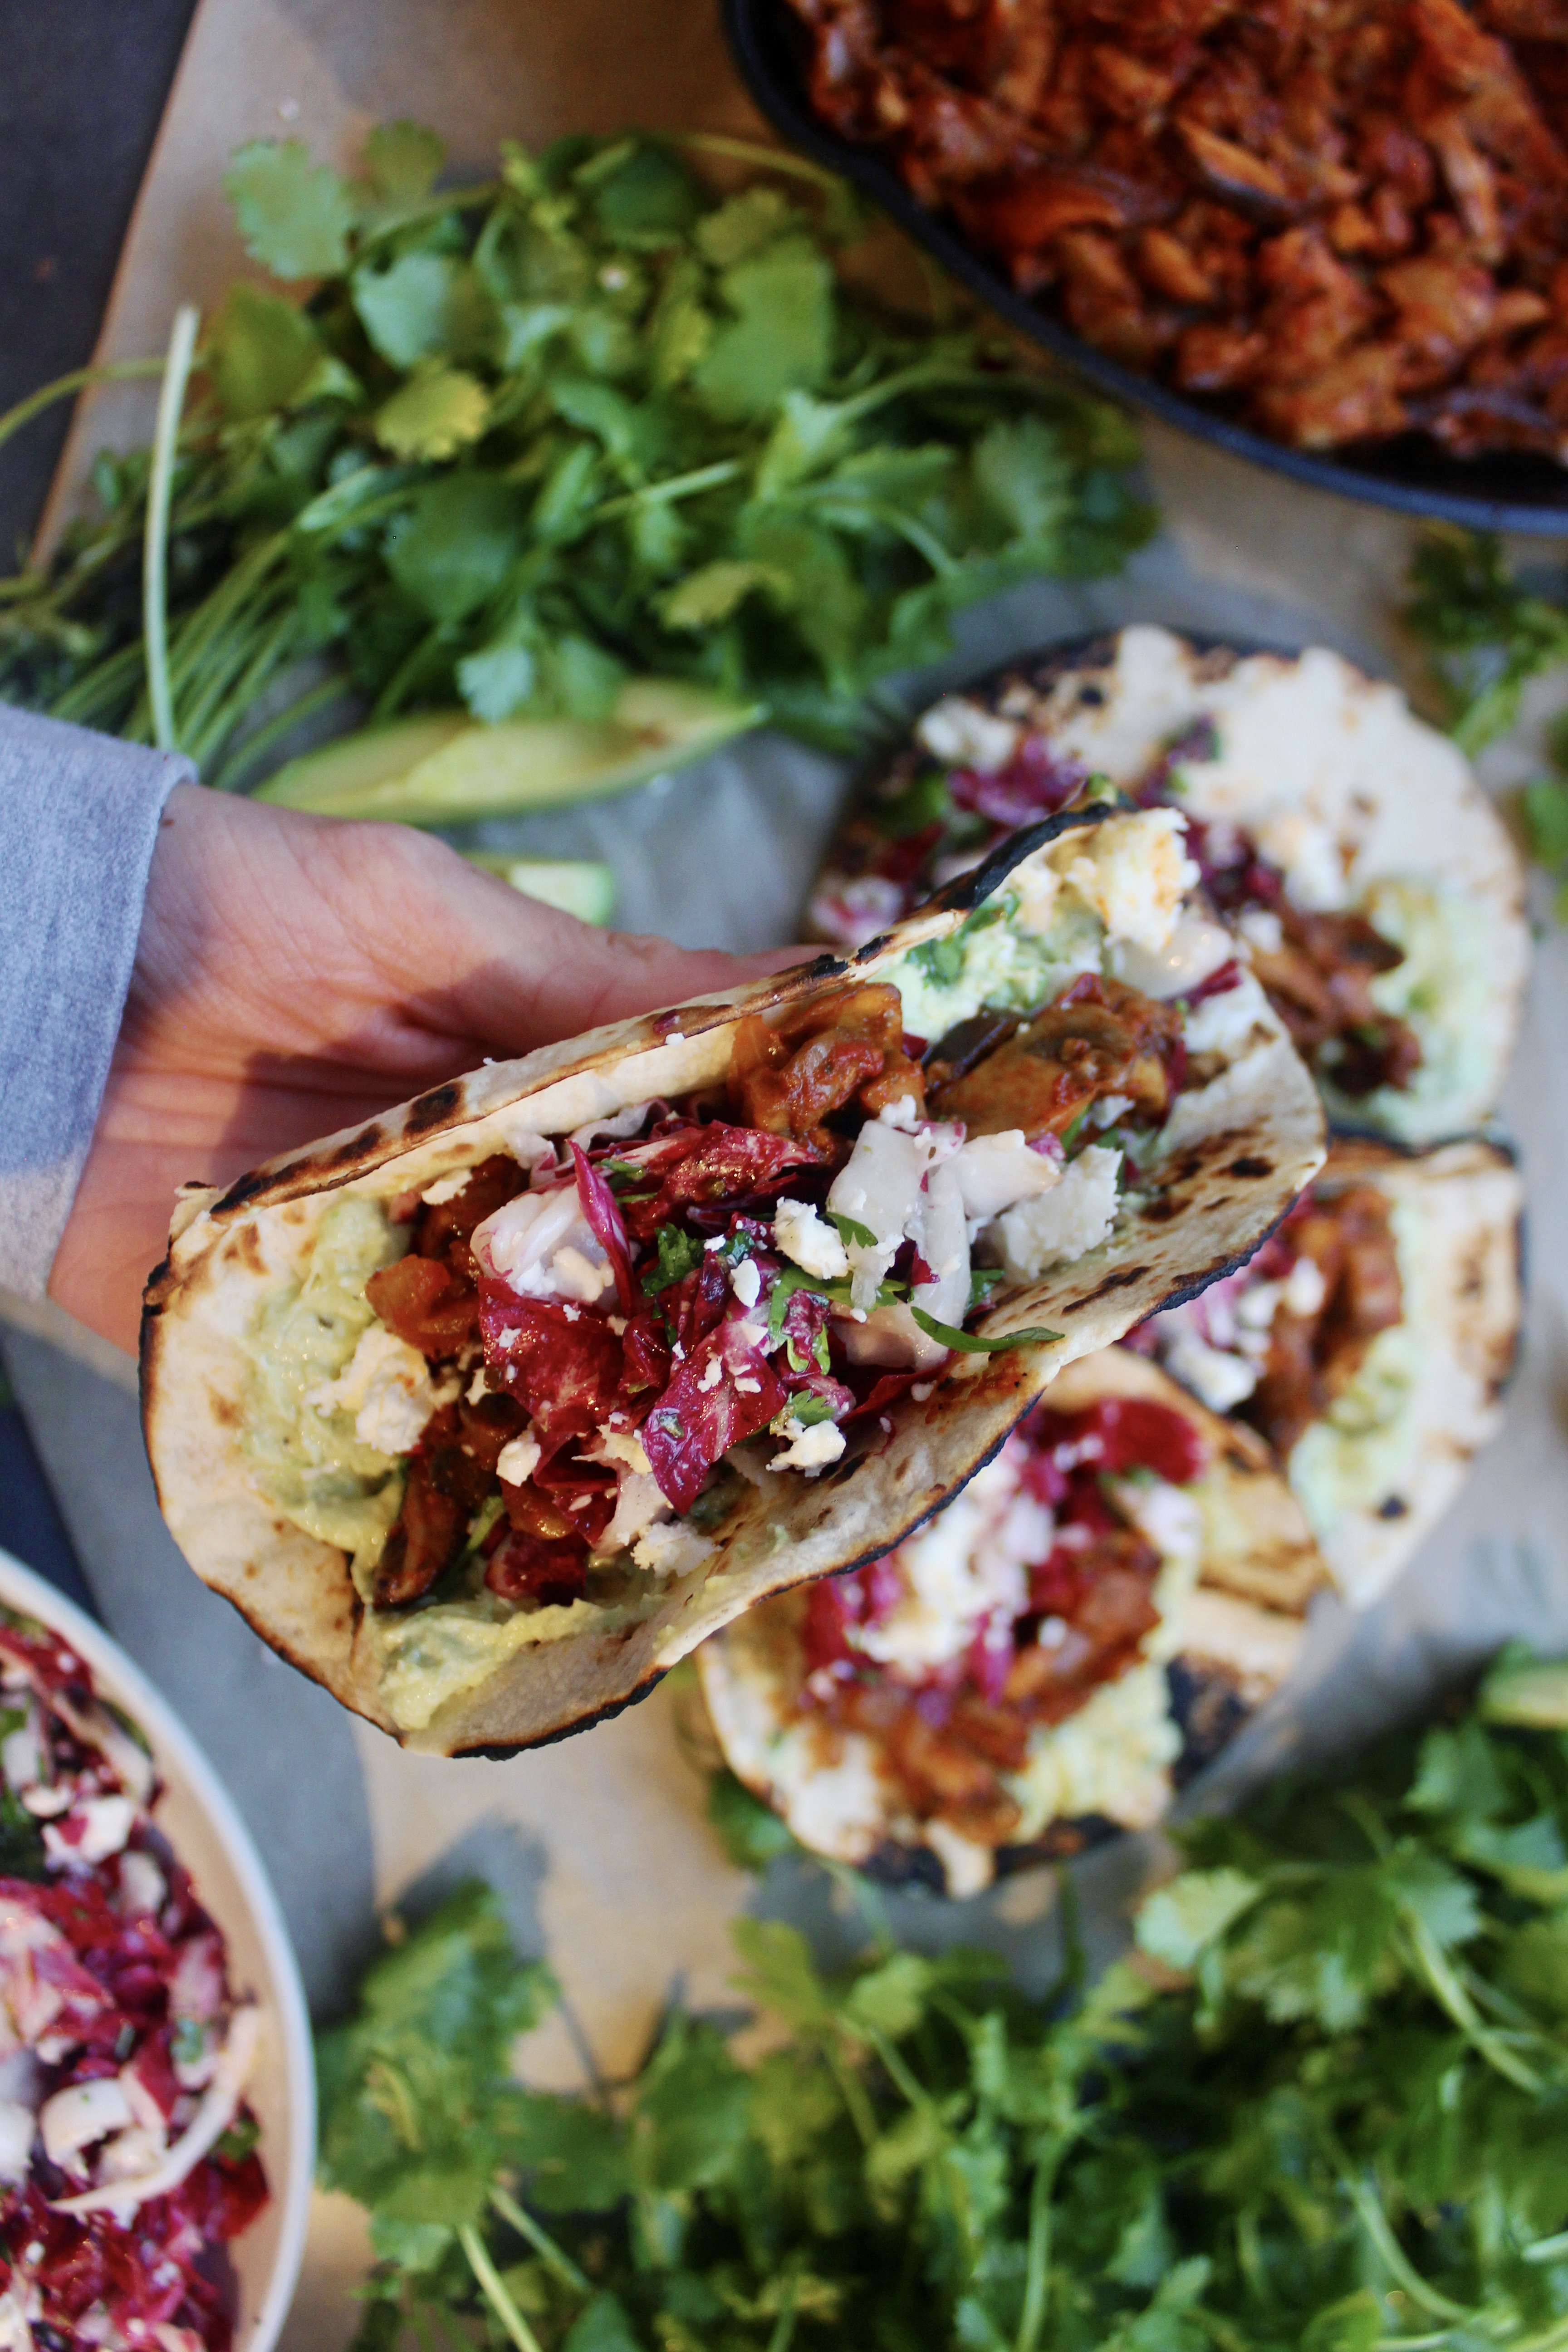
[723,0,1568,537]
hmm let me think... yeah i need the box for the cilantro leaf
[707,1768,797,1870]
[909,1306,1063,1354]
[373,367,490,460]
[641,1223,704,1297]
[360,121,447,208]
[224,140,353,279]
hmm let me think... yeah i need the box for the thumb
[357,823,813,1058]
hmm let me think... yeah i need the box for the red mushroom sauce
[782,1390,1205,1854]
[787,0,1568,462]
[363,971,1193,1618]
[0,1614,265,2352]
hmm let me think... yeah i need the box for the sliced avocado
[467,854,617,926]
[255,680,762,824]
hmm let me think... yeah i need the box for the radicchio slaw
[0,1612,264,2352]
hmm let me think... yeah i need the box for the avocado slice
[467,855,617,926]
[254,680,762,824]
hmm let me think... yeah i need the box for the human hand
[50,783,794,1356]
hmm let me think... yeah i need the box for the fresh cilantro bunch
[320,1649,1568,2352]
[0,125,1151,788]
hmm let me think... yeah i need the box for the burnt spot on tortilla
[1167,1656,1250,1782]
[211,1166,274,1217]
[405,1084,461,1136]
[1229,1154,1273,1179]
[209,1393,242,1431]
[230,1225,265,1276]
[1073,1264,1149,1307]
[1141,1196,1186,1224]
[1377,1495,1409,1519]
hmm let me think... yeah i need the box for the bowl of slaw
[0,1545,313,2352]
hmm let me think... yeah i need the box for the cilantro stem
[1401,1911,1543,2093]
[824,2041,878,2150]
[597,459,744,516]
[142,302,201,753]
[489,2184,589,2294]
[764,2275,798,2352]
[1015,2148,1058,2352]
[458,2221,544,2352]
[1341,2174,1475,2326]
[0,355,168,462]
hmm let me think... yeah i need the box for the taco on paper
[811,626,1527,1144]
[141,804,1324,1757]
[1136,1137,1523,1608]
[697,1345,1328,1896]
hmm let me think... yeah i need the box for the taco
[696,1345,1328,1896]
[141,804,1323,1758]
[811,626,1527,1145]
[1136,1137,1523,1608]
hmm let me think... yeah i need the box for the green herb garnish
[319,1652,1568,2352]
[641,1223,704,1297]
[910,1305,1063,1353]
[0,129,1150,790]
[830,1211,877,1250]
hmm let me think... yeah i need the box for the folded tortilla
[1264,1138,1522,1607]
[812,625,1527,1144]
[141,808,1324,1757]
[697,1344,1328,1895]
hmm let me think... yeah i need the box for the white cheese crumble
[1055,808,1198,954]
[730,1255,763,1310]
[916,694,1020,772]
[495,1432,543,1488]
[921,1820,995,1900]
[949,1131,1062,1223]
[998,1145,1122,1279]
[632,1522,716,1578]
[420,1169,472,1206]
[769,1417,847,1473]
[1180,970,1273,1058]
[856,1449,1041,1672]
[772,1198,848,1281]
[305,1326,451,1457]
[605,1472,671,1553]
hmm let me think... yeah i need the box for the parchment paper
[13,3,1568,2344]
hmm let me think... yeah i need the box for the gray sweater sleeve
[0,707,194,1298]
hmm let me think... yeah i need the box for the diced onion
[49,2005,259,2219]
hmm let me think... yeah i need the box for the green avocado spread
[243,1194,409,1580]
[243,1191,662,1736]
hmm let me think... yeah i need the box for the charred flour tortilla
[142,808,1323,1759]
[1142,1137,1523,1609]
[697,1346,1328,1896]
[812,626,1526,1145]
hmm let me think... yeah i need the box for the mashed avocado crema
[1335,878,1509,1147]
[242,1195,409,1570]
[242,1195,654,1733]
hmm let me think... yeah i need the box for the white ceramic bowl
[0,1545,314,2352]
